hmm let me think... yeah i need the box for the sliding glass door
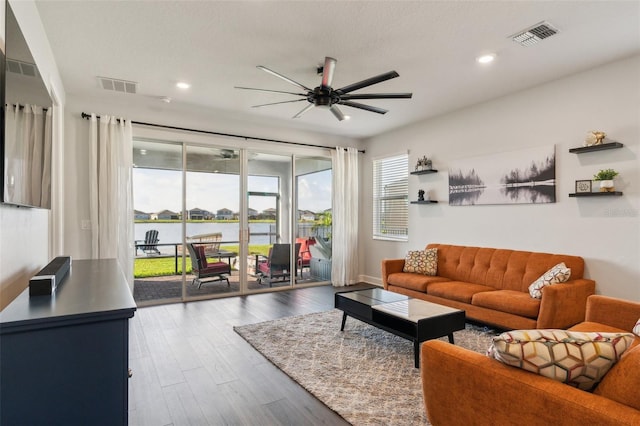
[245,152,294,290]
[132,138,332,305]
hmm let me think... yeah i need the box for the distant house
[134,210,151,220]
[188,207,212,220]
[298,210,316,221]
[261,208,277,219]
[156,209,179,220]
[247,208,258,219]
[216,208,234,220]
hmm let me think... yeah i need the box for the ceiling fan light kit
[236,57,412,121]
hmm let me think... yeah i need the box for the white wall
[0,0,65,310]
[62,94,362,260]
[360,55,640,301]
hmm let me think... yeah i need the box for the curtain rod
[80,112,365,153]
[12,103,49,112]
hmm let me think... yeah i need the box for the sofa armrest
[536,278,595,328]
[380,258,405,289]
[421,340,640,426]
[585,295,640,331]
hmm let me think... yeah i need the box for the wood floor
[129,283,376,425]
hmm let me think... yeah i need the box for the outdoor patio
[133,272,317,302]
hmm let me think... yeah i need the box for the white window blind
[372,153,408,241]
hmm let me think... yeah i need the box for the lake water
[135,222,320,255]
[135,222,274,254]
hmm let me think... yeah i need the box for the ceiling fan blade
[339,93,412,100]
[293,103,315,119]
[257,65,312,92]
[235,86,307,96]
[252,99,306,108]
[334,71,399,94]
[330,105,346,121]
[339,100,388,114]
[322,57,337,88]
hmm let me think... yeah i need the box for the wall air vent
[98,76,138,94]
[511,21,559,47]
[7,59,37,77]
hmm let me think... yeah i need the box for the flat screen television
[1,2,54,209]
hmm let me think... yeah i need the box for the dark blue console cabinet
[0,259,136,425]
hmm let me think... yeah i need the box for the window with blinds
[372,153,408,241]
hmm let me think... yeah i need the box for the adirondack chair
[136,229,161,255]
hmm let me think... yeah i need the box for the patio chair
[296,237,315,278]
[256,242,301,287]
[136,229,161,255]
[187,243,231,288]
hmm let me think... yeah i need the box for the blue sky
[133,168,331,214]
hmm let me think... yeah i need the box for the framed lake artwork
[448,145,556,206]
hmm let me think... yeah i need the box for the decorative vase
[599,180,615,192]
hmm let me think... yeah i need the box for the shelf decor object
[414,156,433,172]
[569,142,623,154]
[593,168,619,192]
[584,130,607,146]
[575,180,592,194]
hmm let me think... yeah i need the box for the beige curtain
[331,146,359,286]
[88,114,134,289]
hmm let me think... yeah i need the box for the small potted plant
[593,168,619,192]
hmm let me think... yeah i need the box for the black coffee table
[335,288,466,368]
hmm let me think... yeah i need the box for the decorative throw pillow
[403,250,427,274]
[487,329,636,391]
[402,248,437,276]
[528,262,571,299]
[634,318,640,337]
[423,248,437,276]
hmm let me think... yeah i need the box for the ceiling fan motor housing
[310,86,338,107]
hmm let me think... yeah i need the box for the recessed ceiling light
[139,149,147,155]
[477,54,496,64]
[176,81,191,89]
[344,115,351,120]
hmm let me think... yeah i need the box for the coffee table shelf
[335,288,465,368]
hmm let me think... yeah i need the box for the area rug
[234,309,499,426]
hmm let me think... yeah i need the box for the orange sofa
[421,295,640,426]
[381,243,596,330]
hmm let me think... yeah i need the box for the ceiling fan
[235,57,413,121]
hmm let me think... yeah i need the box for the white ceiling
[34,1,640,139]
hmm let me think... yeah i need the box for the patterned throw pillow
[487,329,636,391]
[528,262,571,299]
[634,318,640,337]
[402,248,437,276]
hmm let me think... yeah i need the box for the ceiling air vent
[7,59,37,77]
[98,76,138,94]
[511,21,559,47]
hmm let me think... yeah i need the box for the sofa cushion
[593,344,640,410]
[403,249,437,275]
[472,290,540,319]
[487,329,636,391]
[528,262,571,299]
[634,318,640,336]
[427,281,495,304]
[386,272,450,293]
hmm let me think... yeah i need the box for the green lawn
[134,244,271,278]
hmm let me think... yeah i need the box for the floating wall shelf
[410,169,438,175]
[569,142,623,154]
[569,192,623,197]
[410,200,439,204]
